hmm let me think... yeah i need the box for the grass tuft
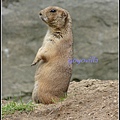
[2,100,36,118]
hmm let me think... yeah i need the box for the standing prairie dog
[31,6,73,104]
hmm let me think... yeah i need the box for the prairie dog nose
[39,12,42,16]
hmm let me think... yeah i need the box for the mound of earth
[2,79,118,120]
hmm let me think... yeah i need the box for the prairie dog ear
[62,10,68,18]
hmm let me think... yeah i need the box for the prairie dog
[31,6,73,104]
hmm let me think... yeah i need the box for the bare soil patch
[2,79,118,120]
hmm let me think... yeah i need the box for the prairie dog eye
[50,9,56,13]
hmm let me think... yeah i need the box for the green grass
[2,100,36,118]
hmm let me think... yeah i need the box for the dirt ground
[2,79,118,120]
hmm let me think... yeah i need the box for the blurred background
[2,0,118,102]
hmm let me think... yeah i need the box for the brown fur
[31,6,73,104]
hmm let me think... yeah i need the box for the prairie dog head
[39,6,70,28]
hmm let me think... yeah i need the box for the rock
[2,0,118,99]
